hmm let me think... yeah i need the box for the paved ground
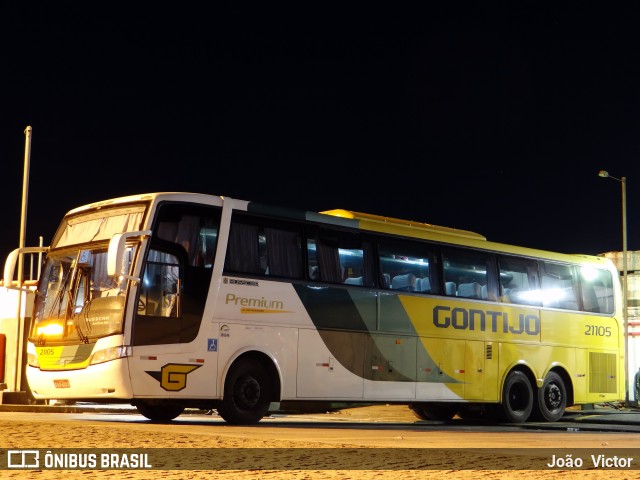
[1,403,639,479]
[1,400,639,431]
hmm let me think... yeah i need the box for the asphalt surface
[1,401,639,433]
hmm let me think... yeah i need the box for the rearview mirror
[107,230,151,281]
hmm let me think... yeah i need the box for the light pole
[598,169,628,406]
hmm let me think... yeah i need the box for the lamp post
[598,169,628,406]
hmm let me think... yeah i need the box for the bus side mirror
[107,230,152,280]
[3,246,49,290]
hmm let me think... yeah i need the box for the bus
[3,192,624,424]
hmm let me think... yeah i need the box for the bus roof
[61,192,613,270]
[317,209,611,269]
[320,209,487,241]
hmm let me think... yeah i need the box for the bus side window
[139,250,181,318]
[307,229,373,286]
[378,239,434,293]
[225,221,262,274]
[581,283,600,313]
[579,266,614,314]
[307,238,342,283]
[340,244,368,286]
[313,236,343,283]
[442,247,490,299]
[155,206,220,269]
[264,226,303,278]
[497,255,541,306]
[541,262,578,310]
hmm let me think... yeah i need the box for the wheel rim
[545,382,562,411]
[235,375,261,409]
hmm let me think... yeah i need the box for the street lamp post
[598,170,628,406]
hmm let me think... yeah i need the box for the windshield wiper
[75,316,90,344]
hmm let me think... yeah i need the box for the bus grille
[588,352,617,393]
[485,344,493,360]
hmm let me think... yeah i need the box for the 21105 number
[585,325,611,337]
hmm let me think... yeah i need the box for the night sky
[2,4,640,269]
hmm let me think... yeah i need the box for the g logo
[146,363,201,391]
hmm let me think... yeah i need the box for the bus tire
[499,370,533,423]
[218,358,271,425]
[409,402,457,421]
[136,401,185,421]
[533,371,567,422]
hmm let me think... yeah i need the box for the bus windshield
[30,247,133,344]
[51,204,146,249]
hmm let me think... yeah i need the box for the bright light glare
[514,288,567,304]
[580,267,600,281]
[514,289,542,303]
[36,323,64,337]
[542,288,566,303]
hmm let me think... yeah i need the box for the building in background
[601,250,640,405]
[0,250,40,403]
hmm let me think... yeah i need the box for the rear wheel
[499,370,533,423]
[217,359,272,425]
[533,371,567,422]
[409,402,457,421]
[136,401,185,421]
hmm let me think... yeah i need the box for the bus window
[158,212,218,268]
[497,255,541,306]
[579,266,614,314]
[541,262,578,310]
[378,239,435,293]
[225,215,304,279]
[307,229,373,286]
[139,250,180,318]
[442,248,491,299]
[225,221,262,274]
[132,247,186,346]
[263,226,303,278]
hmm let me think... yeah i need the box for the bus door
[128,245,216,398]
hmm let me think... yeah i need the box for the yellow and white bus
[4,192,624,424]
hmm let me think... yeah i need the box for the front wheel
[218,359,272,425]
[533,371,567,422]
[136,401,185,421]
[499,370,533,423]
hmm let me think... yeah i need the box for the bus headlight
[89,346,131,365]
[27,352,40,368]
[35,320,64,339]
